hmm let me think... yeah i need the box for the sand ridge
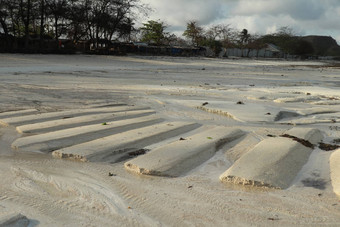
[0,54,339,226]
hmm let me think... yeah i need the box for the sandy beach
[0,54,339,226]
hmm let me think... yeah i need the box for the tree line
[140,20,314,57]
[0,1,314,56]
[0,0,144,49]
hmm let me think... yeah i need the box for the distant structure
[220,44,283,58]
[0,34,339,60]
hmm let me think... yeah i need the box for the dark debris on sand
[301,178,327,190]
[318,143,340,151]
[128,149,149,157]
[280,134,314,148]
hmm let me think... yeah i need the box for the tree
[239,28,250,45]
[245,34,266,57]
[140,20,168,45]
[258,26,314,57]
[18,0,32,48]
[3,1,19,36]
[39,0,45,43]
[205,24,221,40]
[294,39,314,56]
[217,24,232,41]
[66,1,87,42]
[117,17,135,41]
[0,0,147,50]
[277,26,295,37]
[45,0,68,42]
[83,0,146,47]
[0,0,9,35]
[200,38,222,56]
[216,24,235,47]
[204,24,237,50]
[167,36,188,47]
[183,20,204,46]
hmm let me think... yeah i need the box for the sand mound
[180,100,299,123]
[220,128,323,189]
[125,127,245,177]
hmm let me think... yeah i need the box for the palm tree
[240,28,250,45]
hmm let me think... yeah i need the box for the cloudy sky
[139,0,340,43]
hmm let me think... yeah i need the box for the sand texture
[0,54,339,226]
[330,148,340,196]
[219,128,323,189]
[125,127,245,176]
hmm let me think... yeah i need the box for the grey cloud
[142,0,223,26]
[233,0,328,20]
[288,1,326,20]
[141,0,340,43]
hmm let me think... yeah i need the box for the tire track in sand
[0,157,157,226]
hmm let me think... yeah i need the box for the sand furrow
[0,109,38,118]
[16,109,156,134]
[12,115,162,152]
[52,121,201,162]
[1,55,340,226]
[0,106,150,126]
[125,127,245,177]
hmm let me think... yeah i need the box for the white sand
[220,128,323,189]
[330,148,340,196]
[0,54,339,226]
[125,127,245,177]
